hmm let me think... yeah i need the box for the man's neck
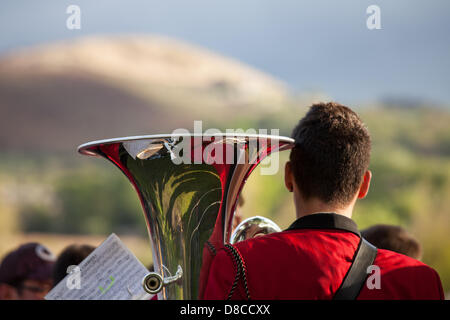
[295,197,354,220]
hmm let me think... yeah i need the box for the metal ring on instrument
[142,273,163,294]
[142,265,183,295]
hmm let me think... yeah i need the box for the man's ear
[285,161,294,192]
[358,170,372,199]
[0,283,19,300]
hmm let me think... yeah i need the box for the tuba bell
[78,133,294,299]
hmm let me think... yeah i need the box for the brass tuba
[78,133,294,299]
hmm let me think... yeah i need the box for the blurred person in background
[0,243,55,300]
[52,244,95,286]
[362,224,422,260]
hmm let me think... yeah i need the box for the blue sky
[1,0,449,105]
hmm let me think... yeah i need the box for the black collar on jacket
[286,212,361,237]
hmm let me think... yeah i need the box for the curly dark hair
[52,244,95,286]
[290,102,371,206]
[361,225,422,259]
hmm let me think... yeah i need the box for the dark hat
[0,243,56,286]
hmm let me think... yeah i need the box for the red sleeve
[418,266,445,300]
[432,268,445,300]
[203,248,241,300]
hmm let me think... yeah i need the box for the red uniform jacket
[203,213,444,300]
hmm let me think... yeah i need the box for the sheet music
[45,233,153,300]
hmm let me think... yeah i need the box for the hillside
[0,35,289,153]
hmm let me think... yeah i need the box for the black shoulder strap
[333,237,378,300]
